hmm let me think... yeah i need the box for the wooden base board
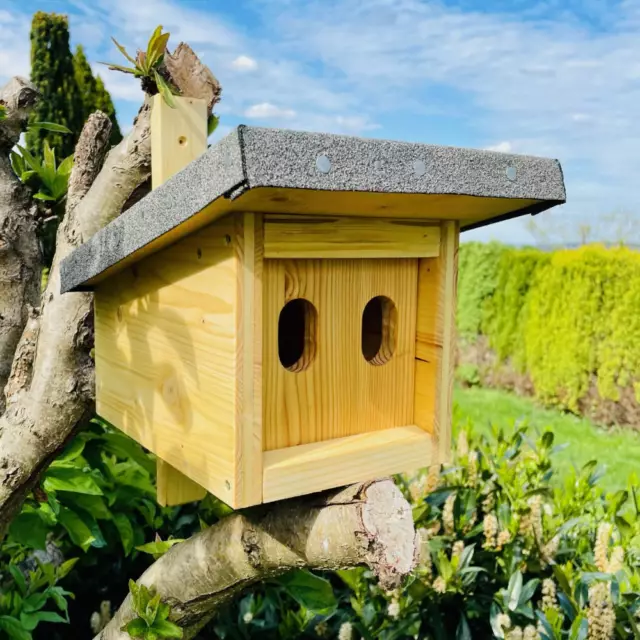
[262,425,432,503]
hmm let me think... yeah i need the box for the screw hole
[278,298,317,372]
[178,135,187,146]
[197,248,202,259]
[224,235,232,246]
[362,296,397,365]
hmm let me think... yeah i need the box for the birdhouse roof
[61,125,566,293]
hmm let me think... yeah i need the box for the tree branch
[0,77,41,415]
[0,45,222,535]
[97,480,417,640]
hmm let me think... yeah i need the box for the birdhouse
[61,96,566,509]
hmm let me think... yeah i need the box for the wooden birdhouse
[61,96,566,509]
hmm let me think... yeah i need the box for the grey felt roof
[61,125,566,293]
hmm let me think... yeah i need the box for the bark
[98,480,417,640]
[0,45,222,535]
[0,77,41,414]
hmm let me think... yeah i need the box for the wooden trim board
[234,212,264,507]
[264,216,440,259]
[150,95,209,506]
[262,425,432,502]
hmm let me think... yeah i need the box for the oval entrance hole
[278,298,317,372]
[361,296,397,365]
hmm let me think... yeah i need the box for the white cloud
[244,102,296,119]
[231,55,258,71]
[485,141,513,153]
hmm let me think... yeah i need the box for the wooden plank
[151,94,208,189]
[156,459,206,506]
[436,221,459,464]
[412,220,458,460]
[264,216,440,259]
[263,425,432,502]
[263,258,418,451]
[95,216,239,507]
[234,212,263,507]
[150,94,209,506]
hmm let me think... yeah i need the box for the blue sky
[1,0,640,244]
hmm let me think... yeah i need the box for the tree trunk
[98,480,417,640]
[0,78,41,415]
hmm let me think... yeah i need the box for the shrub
[209,420,640,639]
[457,242,640,419]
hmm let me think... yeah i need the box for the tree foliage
[25,12,84,158]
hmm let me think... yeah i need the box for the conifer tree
[26,12,83,158]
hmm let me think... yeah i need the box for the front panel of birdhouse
[93,211,459,509]
[262,258,418,450]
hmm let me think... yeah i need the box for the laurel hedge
[457,242,640,417]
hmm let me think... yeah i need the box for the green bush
[208,421,640,639]
[3,416,640,638]
[457,242,640,416]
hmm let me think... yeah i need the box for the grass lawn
[453,385,640,492]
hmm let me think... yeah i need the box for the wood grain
[150,94,207,189]
[234,212,263,507]
[412,220,459,461]
[262,425,432,502]
[436,221,459,464]
[150,95,209,506]
[95,217,238,507]
[264,216,440,258]
[263,258,418,450]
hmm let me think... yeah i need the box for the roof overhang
[61,125,566,293]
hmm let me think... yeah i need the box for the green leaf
[113,512,135,555]
[154,69,176,108]
[9,512,48,550]
[21,610,67,628]
[101,432,155,475]
[519,578,540,606]
[145,593,162,626]
[277,570,337,615]
[44,467,103,495]
[57,155,74,178]
[57,507,95,551]
[153,619,183,638]
[124,618,148,638]
[56,439,85,462]
[336,568,365,592]
[569,612,588,640]
[10,151,25,177]
[136,539,184,557]
[32,193,58,202]
[490,602,505,639]
[15,145,42,176]
[0,615,32,640]
[147,29,170,70]
[111,37,138,65]
[507,571,523,611]
[22,591,48,614]
[456,615,471,640]
[541,431,554,449]
[207,114,220,137]
[8,564,27,596]
[129,580,143,616]
[102,63,139,75]
[29,122,72,134]
[56,558,79,581]
[65,494,111,520]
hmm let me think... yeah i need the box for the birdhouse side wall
[414,220,459,463]
[94,214,241,506]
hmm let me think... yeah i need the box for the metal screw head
[316,155,331,173]
[412,159,426,177]
[506,166,517,181]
